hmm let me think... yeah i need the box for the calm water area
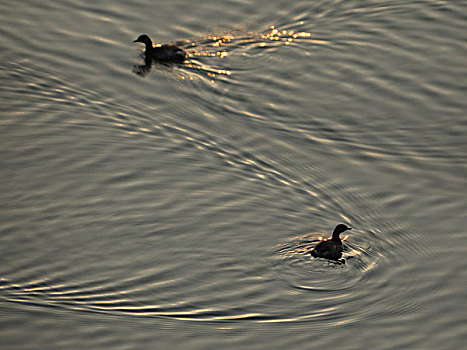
[1,0,466,349]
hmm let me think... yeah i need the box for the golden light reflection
[187,50,229,59]
[189,25,311,61]
[261,26,312,45]
[177,26,311,82]
[189,51,216,57]
[208,34,234,47]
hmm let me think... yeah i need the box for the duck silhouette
[310,224,351,260]
[133,34,186,63]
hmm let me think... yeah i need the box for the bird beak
[348,228,352,230]
[133,39,138,42]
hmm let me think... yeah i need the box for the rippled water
[1,0,466,349]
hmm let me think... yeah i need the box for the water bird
[310,224,351,261]
[133,34,186,63]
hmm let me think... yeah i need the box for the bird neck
[331,234,342,242]
[145,42,153,51]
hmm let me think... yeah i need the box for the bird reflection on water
[132,56,181,78]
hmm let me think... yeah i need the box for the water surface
[1,0,466,349]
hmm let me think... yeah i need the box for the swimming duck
[310,224,351,260]
[133,34,186,63]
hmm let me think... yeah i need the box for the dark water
[1,0,466,349]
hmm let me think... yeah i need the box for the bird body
[133,34,186,63]
[310,224,351,261]
[310,239,343,260]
